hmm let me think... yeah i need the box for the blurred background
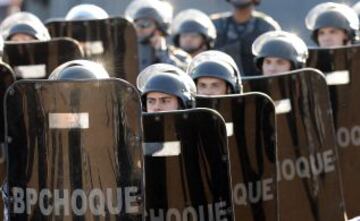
[8,0,359,44]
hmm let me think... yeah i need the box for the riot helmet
[49,60,110,80]
[6,22,50,41]
[187,50,242,94]
[305,2,359,44]
[252,31,308,70]
[137,63,195,109]
[0,12,50,41]
[171,9,216,53]
[225,0,260,8]
[65,4,109,21]
[125,0,173,35]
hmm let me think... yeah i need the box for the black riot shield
[196,93,278,221]
[0,62,15,221]
[142,109,234,221]
[308,45,360,218]
[4,79,144,220]
[3,38,82,80]
[46,17,139,84]
[242,69,345,221]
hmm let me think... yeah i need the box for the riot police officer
[252,31,308,76]
[136,63,195,112]
[212,0,280,76]
[65,4,109,21]
[0,11,50,42]
[171,9,216,57]
[187,50,242,95]
[305,2,359,48]
[49,60,110,80]
[125,0,191,71]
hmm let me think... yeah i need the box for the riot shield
[242,69,345,221]
[3,37,82,79]
[142,108,234,221]
[196,93,278,221]
[307,45,360,218]
[4,79,144,220]
[46,17,139,84]
[0,62,15,221]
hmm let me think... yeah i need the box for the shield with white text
[4,79,144,220]
[243,68,345,221]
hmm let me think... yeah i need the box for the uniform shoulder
[210,11,232,27]
[210,11,232,21]
[252,10,281,30]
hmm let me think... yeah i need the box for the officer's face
[146,92,180,113]
[317,27,348,48]
[262,57,292,76]
[179,33,205,55]
[9,33,36,42]
[196,77,228,95]
[134,18,157,39]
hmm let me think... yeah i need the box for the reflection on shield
[196,93,277,221]
[3,38,82,79]
[4,79,144,220]
[143,109,234,221]
[243,69,345,221]
[46,17,139,85]
[308,45,360,218]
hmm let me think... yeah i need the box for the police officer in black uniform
[187,50,242,95]
[305,2,359,48]
[136,63,195,112]
[252,30,308,76]
[125,0,191,71]
[171,9,216,57]
[212,0,280,76]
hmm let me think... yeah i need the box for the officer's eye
[147,98,155,105]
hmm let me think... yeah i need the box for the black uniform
[212,11,280,76]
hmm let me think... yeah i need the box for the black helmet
[137,63,195,109]
[171,9,216,49]
[252,31,308,70]
[49,60,110,80]
[0,12,50,40]
[305,2,359,44]
[125,0,173,35]
[6,22,50,41]
[65,4,109,21]
[225,0,260,8]
[187,50,242,94]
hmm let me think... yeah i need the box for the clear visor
[171,9,216,37]
[252,31,308,61]
[136,63,196,93]
[187,50,239,75]
[305,2,359,30]
[124,0,173,24]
